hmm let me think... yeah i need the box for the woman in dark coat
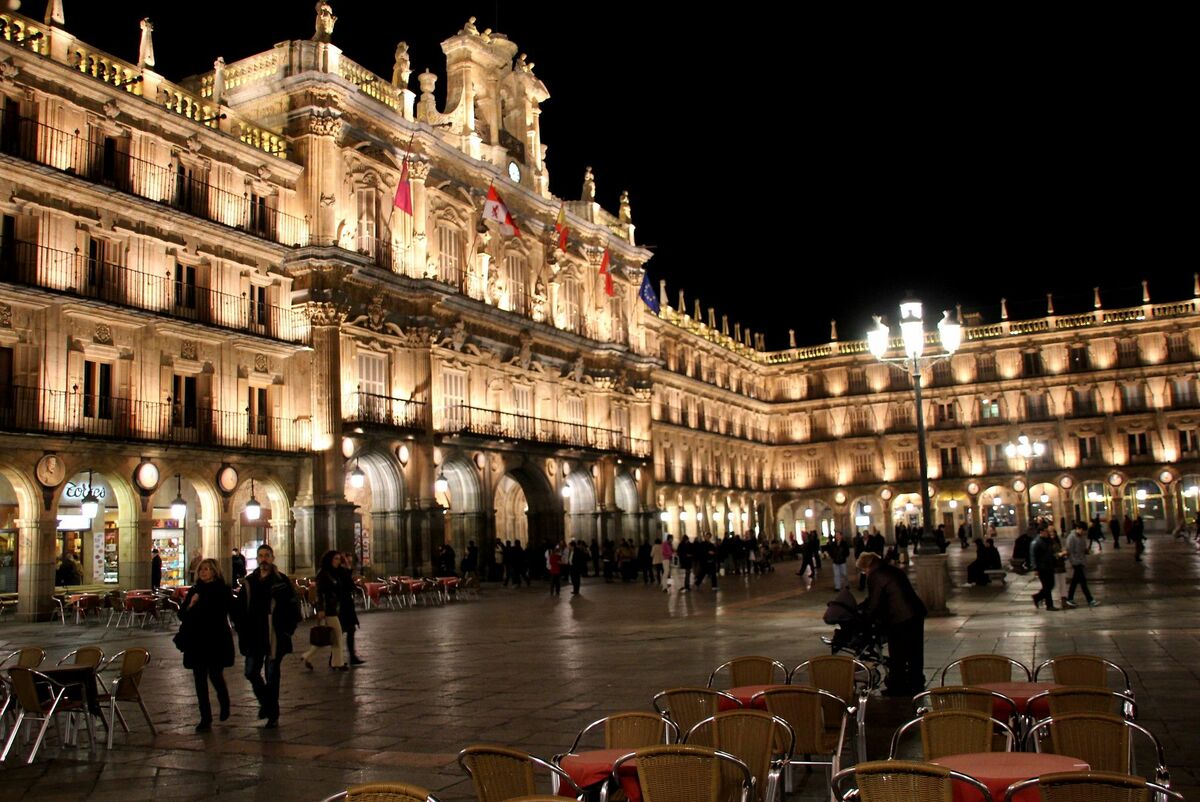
[178,558,234,731]
[301,550,348,671]
[337,551,363,666]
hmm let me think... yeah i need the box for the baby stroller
[821,587,886,669]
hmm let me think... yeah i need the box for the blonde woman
[300,550,348,671]
[178,558,234,731]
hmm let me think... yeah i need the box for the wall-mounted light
[804,507,814,518]
[1040,494,1050,504]
[81,469,100,520]
[561,484,573,499]
[659,511,670,522]
[245,479,261,521]
[948,499,958,509]
[862,504,872,514]
[434,472,449,495]
[170,474,187,521]
[349,459,366,489]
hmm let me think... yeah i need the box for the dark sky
[43,2,1191,349]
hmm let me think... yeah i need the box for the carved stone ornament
[254,353,269,373]
[0,58,19,84]
[320,193,336,207]
[306,301,347,327]
[181,340,198,360]
[103,100,120,120]
[347,294,403,335]
[94,324,113,345]
[256,165,272,181]
[309,114,344,138]
[310,90,340,108]
[186,135,202,154]
[0,302,11,328]
[407,160,430,182]
[397,326,434,349]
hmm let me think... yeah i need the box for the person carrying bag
[300,550,347,671]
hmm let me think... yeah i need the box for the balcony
[0,385,309,452]
[1024,406,1056,423]
[437,404,649,458]
[0,111,306,247]
[344,391,426,430]
[0,239,310,345]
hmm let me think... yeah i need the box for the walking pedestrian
[150,548,162,590]
[797,533,818,578]
[1087,517,1104,552]
[338,551,363,666]
[1132,515,1146,562]
[677,534,693,592]
[187,548,203,585]
[569,539,586,594]
[300,550,348,672]
[1064,524,1098,607]
[230,547,247,586]
[694,534,719,590]
[177,558,233,732]
[1108,516,1121,549]
[232,544,300,728]
[650,538,664,585]
[823,530,851,591]
[661,534,675,591]
[546,541,564,596]
[1030,527,1060,611]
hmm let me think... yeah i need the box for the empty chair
[58,646,106,669]
[98,648,155,748]
[941,654,1032,686]
[707,656,789,688]
[0,648,46,670]
[915,686,1018,719]
[560,711,675,758]
[1025,713,1169,788]
[832,760,994,802]
[791,656,875,762]
[685,710,795,802]
[1003,770,1182,802]
[613,744,752,802]
[1035,655,1133,693]
[890,710,1015,760]
[1026,688,1137,720]
[653,688,742,738]
[458,745,584,802]
[753,686,848,795]
[1,667,95,763]
[319,782,445,802]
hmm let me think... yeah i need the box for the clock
[217,465,239,496]
[507,161,521,183]
[134,461,160,492]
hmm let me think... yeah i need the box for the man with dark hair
[230,547,246,585]
[232,544,300,728]
[150,548,162,589]
[1030,527,1060,611]
[857,551,927,696]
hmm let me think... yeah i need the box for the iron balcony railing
[0,239,310,345]
[0,111,307,248]
[344,391,427,430]
[436,403,650,457]
[0,385,309,452]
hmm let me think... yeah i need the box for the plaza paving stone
[2,536,1199,800]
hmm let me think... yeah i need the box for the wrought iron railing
[436,403,650,457]
[344,391,426,430]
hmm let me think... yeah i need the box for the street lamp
[349,459,366,489]
[80,469,100,520]
[170,474,187,521]
[1005,434,1045,524]
[244,479,261,522]
[867,300,961,553]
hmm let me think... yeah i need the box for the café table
[65,593,100,624]
[556,749,641,801]
[977,681,1061,720]
[934,751,1088,802]
[361,581,386,608]
[435,577,460,601]
[37,664,106,745]
[720,684,787,711]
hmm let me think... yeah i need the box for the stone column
[198,518,222,565]
[16,513,56,621]
[298,115,344,246]
[914,553,951,616]
[291,504,316,577]
[409,161,430,278]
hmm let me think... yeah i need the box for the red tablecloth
[977,681,1061,718]
[557,749,640,800]
[436,577,459,587]
[362,582,385,603]
[720,684,788,710]
[935,751,1088,802]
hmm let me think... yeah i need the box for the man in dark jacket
[1030,527,1059,610]
[230,547,247,585]
[858,551,927,696]
[150,548,162,589]
[822,531,851,591]
[232,544,300,728]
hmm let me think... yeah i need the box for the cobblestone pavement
[2,537,1199,800]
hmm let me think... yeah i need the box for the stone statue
[440,320,469,352]
[313,2,337,43]
[138,18,155,69]
[582,167,596,202]
[391,42,411,87]
[511,331,534,370]
[569,355,585,383]
[461,16,479,36]
[619,190,632,223]
[530,280,547,322]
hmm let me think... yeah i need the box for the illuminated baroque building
[1,6,1197,618]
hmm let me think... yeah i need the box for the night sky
[35,2,1191,349]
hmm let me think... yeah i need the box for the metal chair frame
[751,686,848,799]
[653,687,743,740]
[683,711,796,802]
[1004,770,1182,802]
[0,648,46,670]
[1034,655,1134,696]
[560,711,680,758]
[790,656,877,763]
[457,744,585,802]
[890,710,1016,759]
[940,654,1032,686]
[318,783,445,802]
[1026,687,1138,721]
[0,667,95,763]
[97,648,156,748]
[832,760,995,802]
[707,656,790,689]
[611,745,753,802]
[1023,713,1169,789]
[58,647,107,669]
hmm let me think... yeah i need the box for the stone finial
[1142,280,1150,303]
[734,323,742,341]
[721,315,729,337]
[416,70,438,121]
[677,290,685,315]
[392,42,411,87]
[744,329,753,347]
[1046,293,1054,315]
[1093,286,1102,309]
[755,333,765,350]
[45,0,65,26]
[789,329,796,348]
[212,57,225,106]
[659,279,667,307]
[1194,273,1199,298]
[693,299,701,321]
[955,303,963,323]
[1000,297,1008,320]
[707,307,716,329]
[313,1,337,43]
[830,319,838,341]
[137,18,155,69]
[582,166,596,202]
[619,190,632,224]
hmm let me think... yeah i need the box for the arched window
[560,279,581,334]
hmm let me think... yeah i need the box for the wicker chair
[707,657,789,688]
[458,745,584,802]
[832,760,994,802]
[791,656,875,762]
[1026,688,1138,720]
[889,710,1015,760]
[1,667,95,762]
[0,648,46,670]
[752,686,847,797]
[561,711,676,757]
[1034,655,1133,696]
[1004,770,1183,802]
[914,685,1020,749]
[319,783,444,802]
[1024,713,1169,788]
[940,654,1031,686]
[58,646,106,669]
[685,710,795,802]
[653,688,742,737]
[97,648,155,748]
[612,744,752,802]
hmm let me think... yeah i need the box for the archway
[0,462,38,596]
[230,476,293,574]
[437,455,485,570]
[891,492,925,531]
[1029,482,1060,528]
[345,450,406,577]
[494,475,529,545]
[981,485,1018,534]
[1123,478,1166,532]
[1079,480,1117,525]
[613,471,640,542]
[55,468,137,587]
[562,467,596,544]
[1179,475,1200,526]
[850,495,881,534]
[145,470,219,585]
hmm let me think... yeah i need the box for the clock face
[134,461,160,492]
[507,161,521,183]
[217,465,239,495]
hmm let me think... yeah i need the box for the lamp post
[1005,434,1045,526]
[867,299,962,554]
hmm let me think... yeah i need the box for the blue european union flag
[639,272,660,314]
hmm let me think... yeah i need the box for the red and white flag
[482,184,521,237]
[393,159,412,215]
[554,204,569,250]
[598,248,614,297]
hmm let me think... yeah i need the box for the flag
[638,272,659,314]
[393,158,412,215]
[598,248,614,297]
[554,204,569,250]
[482,184,521,237]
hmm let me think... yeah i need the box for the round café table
[720,684,788,711]
[557,749,640,801]
[935,751,1088,802]
[361,582,385,607]
[977,681,1061,719]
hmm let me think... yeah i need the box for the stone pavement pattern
[2,538,1199,801]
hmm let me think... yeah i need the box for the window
[171,374,197,429]
[932,360,953,386]
[935,401,956,425]
[1118,340,1139,368]
[849,406,872,434]
[1069,345,1091,372]
[852,452,874,478]
[248,285,268,326]
[847,369,867,394]
[1127,432,1150,457]
[561,280,581,333]
[512,385,533,437]
[939,447,960,475]
[985,442,1007,470]
[1025,393,1049,420]
[174,160,206,214]
[441,369,467,428]
[249,192,273,239]
[502,254,526,313]
[356,188,380,255]
[976,354,996,381]
[563,396,584,444]
[1168,333,1192,361]
[1121,384,1147,412]
[1073,388,1096,416]
[82,360,112,420]
[173,261,197,311]
[1172,379,1195,408]
[804,458,825,484]
[1,214,15,267]
[356,352,387,419]
[436,224,461,284]
[896,450,917,473]
[247,386,268,436]
[1179,429,1199,455]
[1022,351,1045,377]
[889,405,913,429]
[86,237,113,292]
[1078,435,1100,461]
[979,398,1001,421]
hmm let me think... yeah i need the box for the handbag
[172,623,190,653]
[309,624,333,647]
